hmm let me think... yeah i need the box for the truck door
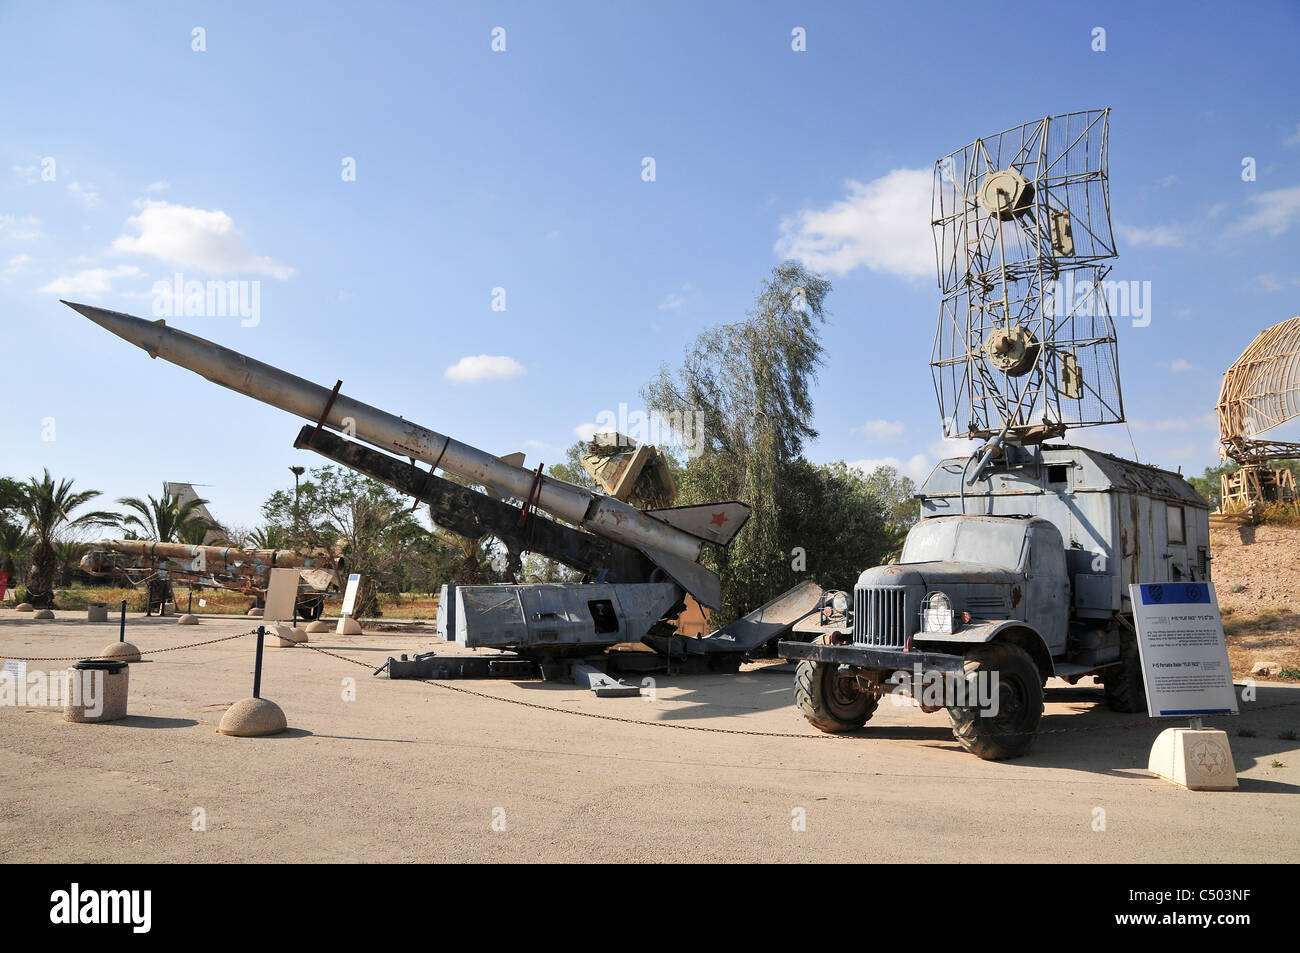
[1024,523,1069,656]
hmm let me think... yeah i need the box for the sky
[2,1,1298,534]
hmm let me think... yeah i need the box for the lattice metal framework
[931,109,1124,443]
[1217,315,1300,463]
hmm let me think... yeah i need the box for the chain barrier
[1,631,253,662]
[283,639,1300,741]
[6,628,1297,741]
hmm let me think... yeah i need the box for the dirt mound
[1210,523,1300,679]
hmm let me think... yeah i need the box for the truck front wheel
[948,643,1043,760]
[794,635,879,733]
[1102,625,1147,714]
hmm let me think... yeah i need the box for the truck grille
[854,586,908,648]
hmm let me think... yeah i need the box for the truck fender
[920,620,1054,680]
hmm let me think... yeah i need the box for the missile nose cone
[63,300,164,357]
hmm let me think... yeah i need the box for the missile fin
[643,501,752,546]
[634,544,722,611]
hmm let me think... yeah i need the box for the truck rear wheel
[1102,625,1147,714]
[794,634,878,733]
[948,643,1043,760]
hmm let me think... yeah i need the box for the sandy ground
[1,609,1298,864]
[1212,524,1300,678]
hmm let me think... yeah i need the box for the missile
[64,301,748,608]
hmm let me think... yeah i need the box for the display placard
[1129,582,1237,718]
[264,567,301,623]
[340,573,361,617]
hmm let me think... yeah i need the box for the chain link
[1,631,253,662]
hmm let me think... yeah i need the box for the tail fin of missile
[634,544,722,610]
[643,501,751,547]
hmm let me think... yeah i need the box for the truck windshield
[901,518,1027,567]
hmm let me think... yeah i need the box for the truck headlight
[921,591,955,633]
[831,592,848,613]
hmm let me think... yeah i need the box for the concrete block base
[87,604,109,622]
[1148,727,1237,791]
[336,616,363,635]
[218,697,287,737]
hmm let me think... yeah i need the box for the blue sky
[2,1,1298,533]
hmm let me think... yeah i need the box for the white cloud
[111,200,294,279]
[1254,273,1283,292]
[444,354,525,383]
[855,419,905,439]
[0,214,40,241]
[1285,123,1300,147]
[847,437,980,483]
[40,264,142,297]
[1116,223,1185,248]
[573,421,599,441]
[144,181,170,193]
[849,454,932,481]
[775,167,933,279]
[1,254,31,282]
[1227,184,1300,238]
[66,180,100,210]
[658,292,685,311]
[1168,358,1194,373]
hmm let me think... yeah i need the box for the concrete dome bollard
[177,613,199,625]
[15,603,34,612]
[33,608,54,620]
[336,616,363,635]
[100,641,142,662]
[247,607,263,617]
[217,697,287,737]
[304,620,330,634]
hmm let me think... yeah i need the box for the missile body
[65,302,707,567]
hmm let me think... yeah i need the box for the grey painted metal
[570,662,640,697]
[778,639,966,674]
[438,581,680,651]
[66,302,712,570]
[917,444,1211,616]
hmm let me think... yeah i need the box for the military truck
[778,444,1211,760]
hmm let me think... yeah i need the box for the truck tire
[948,642,1043,760]
[1102,626,1147,714]
[794,634,878,733]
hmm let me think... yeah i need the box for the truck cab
[779,444,1209,761]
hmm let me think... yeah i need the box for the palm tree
[53,540,89,587]
[248,525,290,551]
[289,466,306,538]
[117,486,216,543]
[17,470,120,602]
[0,520,33,587]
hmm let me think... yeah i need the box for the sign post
[337,573,362,635]
[264,568,306,646]
[1129,582,1238,790]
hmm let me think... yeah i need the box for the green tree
[16,470,120,601]
[0,520,33,587]
[644,261,846,622]
[117,486,217,543]
[262,465,435,617]
[53,540,89,587]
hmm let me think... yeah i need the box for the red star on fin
[710,511,728,526]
